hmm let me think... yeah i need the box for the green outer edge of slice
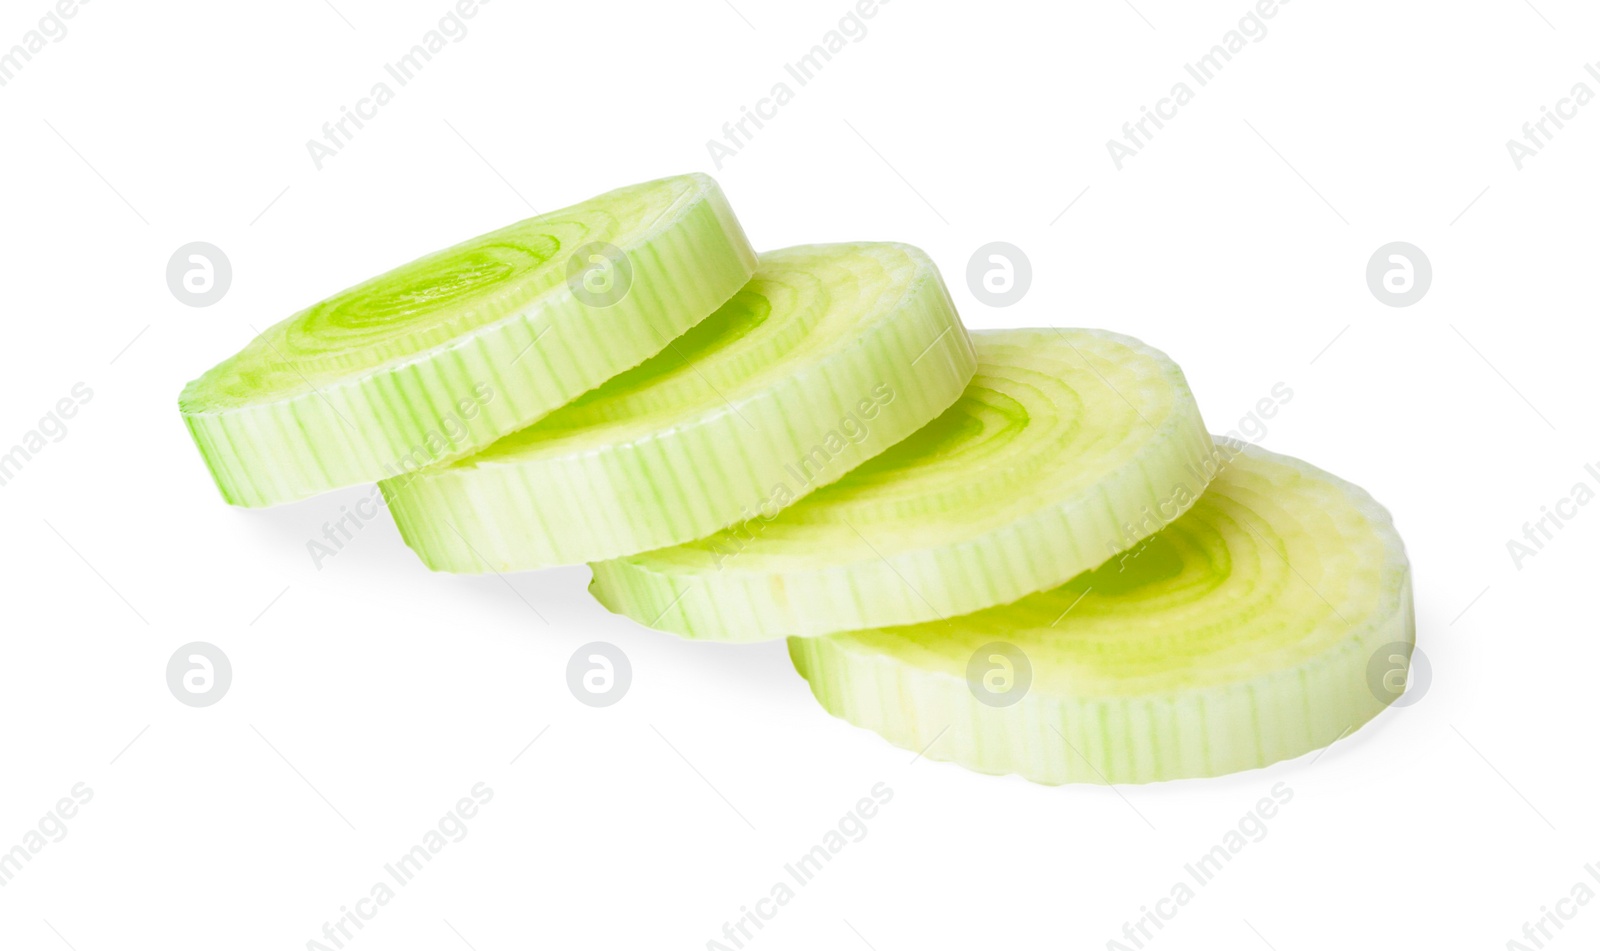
[589,328,1216,640]
[789,442,1415,785]
[179,173,757,507]
[382,243,977,568]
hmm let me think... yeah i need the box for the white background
[1,0,1596,948]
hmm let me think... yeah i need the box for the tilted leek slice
[590,328,1214,639]
[384,243,976,568]
[790,443,1415,785]
[180,173,756,507]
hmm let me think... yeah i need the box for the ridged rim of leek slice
[790,443,1415,785]
[179,173,757,507]
[590,328,1215,640]
[383,243,977,568]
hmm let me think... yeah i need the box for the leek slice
[383,243,976,568]
[179,174,756,507]
[589,328,1214,639]
[790,444,1415,785]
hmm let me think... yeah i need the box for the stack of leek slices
[181,173,1414,785]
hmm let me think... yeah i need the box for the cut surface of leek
[383,243,977,569]
[180,173,756,507]
[790,443,1415,785]
[589,328,1214,640]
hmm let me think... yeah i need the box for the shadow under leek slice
[789,442,1415,785]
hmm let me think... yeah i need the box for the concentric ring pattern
[179,174,757,506]
[384,243,977,568]
[790,443,1415,784]
[589,328,1216,639]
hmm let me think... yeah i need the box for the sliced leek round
[383,243,977,569]
[179,173,756,507]
[790,443,1415,785]
[589,328,1215,640]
